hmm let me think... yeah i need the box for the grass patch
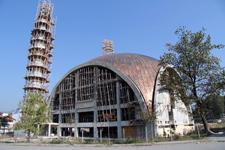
[1,141,14,143]
[112,139,145,144]
[153,132,207,142]
[48,138,146,145]
[49,138,64,144]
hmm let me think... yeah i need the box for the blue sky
[0,0,224,112]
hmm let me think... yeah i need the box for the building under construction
[49,40,194,139]
[24,0,54,97]
[22,0,194,140]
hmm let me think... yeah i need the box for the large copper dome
[51,53,160,111]
[88,53,160,110]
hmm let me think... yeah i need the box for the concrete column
[145,123,154,142]
[58,93,62,137]
[116,81,122,139]
[93,67,98,139]
[74,111,78,138]
[48,124,51,137]
[74,72,79,138]
[74,104,79,138]
[94,108,98,139]
[57,126,61,137]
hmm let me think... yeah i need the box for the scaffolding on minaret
[102,39,114,55]
[24,0,55,98]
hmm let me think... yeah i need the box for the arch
[50,62,148,112]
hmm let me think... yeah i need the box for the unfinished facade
[24,0,54,96]
[49,53,194,139]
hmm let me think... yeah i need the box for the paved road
[0,142,225,150]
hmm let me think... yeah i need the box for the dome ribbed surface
[88,53,160,108]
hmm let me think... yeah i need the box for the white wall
[153,66,194,137]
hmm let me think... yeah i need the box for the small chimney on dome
[102,39,114,55]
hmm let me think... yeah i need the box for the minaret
[102,39,114,55]
[24,0,54,97]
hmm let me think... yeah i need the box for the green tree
[206,95,224,119]
[159,27,225,134]
[16,93,49,141]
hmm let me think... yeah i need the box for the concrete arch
[50,62,148,112]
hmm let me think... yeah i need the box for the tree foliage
[140,111,156,123]
[205,95,224,119]
[159,27,225,134]
[16,93,49,139]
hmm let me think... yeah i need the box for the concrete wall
[154,66,195,137]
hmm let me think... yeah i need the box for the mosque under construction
[48,40,194,139]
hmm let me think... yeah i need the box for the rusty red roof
[88,53,160,110]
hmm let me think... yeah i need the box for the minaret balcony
[30,44,46,49]
[37,18,49,24]
[26,72,48,79]
[28,61,48,69]
[31,36,46,41]
[25,82,46,89]
[29,52,46,58]
[34,27,52,33]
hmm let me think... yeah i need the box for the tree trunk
[27,130,31,143]
[200,113,219,135]
[200,113,209,133]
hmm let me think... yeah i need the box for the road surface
[0,142,224,150]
